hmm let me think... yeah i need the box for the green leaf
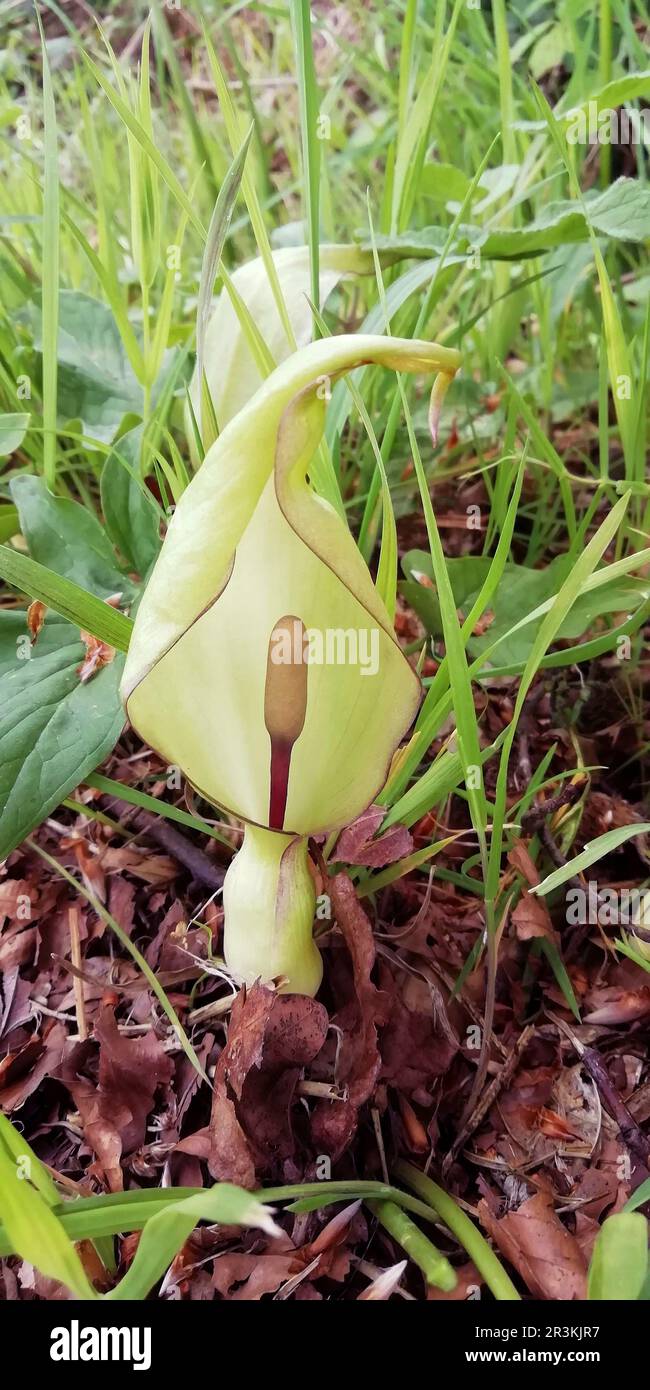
[0,506,19,543]
[11,475,132,595]
[29,291,142,445]
[0,1112,60,1207]
[37,12,59,490]
[106,1186,279,1301]
[588,1213,648,1301]
[0,610,71,677]
[625,1179,650,1213]
[0,412,30,457]
[420,162,486,204]
[402,551,650,669]
[0,628,125,861]
[366,178,650,261]
[532,823,650,898]
[83,51,206,242]
[195,126,253,445]
[0,546,133,651]
[529,20,571,78]
[100,426,161,577]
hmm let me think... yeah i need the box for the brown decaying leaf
[507,841,559,942]
[335,805,413,868]
[60,1005,173,1190]
[209,984,329,1185]
[0,1023,66,1111]
[312,874,390,1159]
[511,894,558,943]
[479,1191,587,1300]
[27,600,46,645]
[212,1251,300,1300]
[584,985,650,1024]
[379,968,457,1099]
[77,631,116,683]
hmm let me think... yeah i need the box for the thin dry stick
[68,905,87,1041]
[443,1024,535,1173]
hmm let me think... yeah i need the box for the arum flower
[122,333,460,995]
[188,243,371,437]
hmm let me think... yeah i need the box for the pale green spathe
[122,332,460,991]
[188,244,370,434]
[123,334,460,835]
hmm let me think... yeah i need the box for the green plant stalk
[396,1162,520,1300]
[367,1199,457,1292]
[223,825,322,995]
[291,0,321,315]
[599,0,613,186]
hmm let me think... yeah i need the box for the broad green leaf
[11,474,132,595]
[0,627,125,861]
[0,506,19,542]
[588,1213,648,1301]
[0,412,30,457]
[0,611,72,677]
[29,290,142,445]
[529,20,571,78]
[0,546,133,651]
[402,551,650,667]
[100,426,161,577]
[420,162,486,204]
[531,823,650,898]
[518,72,650,132]
[366,178,650,261]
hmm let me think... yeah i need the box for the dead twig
[68,905,87,1041]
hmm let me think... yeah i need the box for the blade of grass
[82,53,206,241]
[467,492,632,1117]
[37,13,59,489]
[196,125,253,442]
[531,822,650,897]
[85,772,232,847]
[291,0,321,315]
[0,547,133,650]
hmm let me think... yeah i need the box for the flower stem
[223,824,322,995]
